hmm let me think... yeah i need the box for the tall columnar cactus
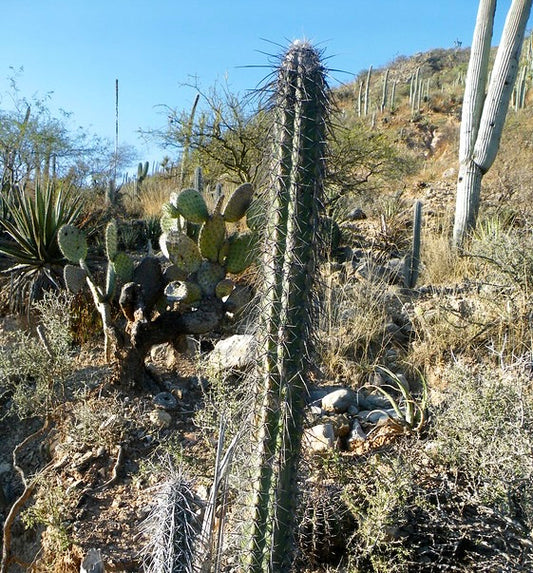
[59,220,133,361]
[364,65,372,116]
[381,68,390,113]
[453,0,532,247]
[248,40,328,572]
[135,160,149,195]
[403,200,423,289]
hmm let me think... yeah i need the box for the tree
[143,80,269,188]
[453,0,533,247]
[0,72,134,191]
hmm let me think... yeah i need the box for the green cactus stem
[135,161,149,195]
[248,39,328,571]
[403,200,423,289]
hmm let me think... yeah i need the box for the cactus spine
[248,40,328,571]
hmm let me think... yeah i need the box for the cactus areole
[248,40,328,572]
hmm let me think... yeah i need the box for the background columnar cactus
[453,0,533,247]
[135,160,149,196]
[403,200,423,289]
[247,40,328,571]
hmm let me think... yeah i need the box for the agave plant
[368,366,428,433]
[0,182,84,311]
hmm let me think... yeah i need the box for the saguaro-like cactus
[248,40,328,571]
[453,0,532,247]
[135,160,149,195]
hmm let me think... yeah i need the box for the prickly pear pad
[223,182,254,222]
[172,188,209,224]
[58,225,88,263]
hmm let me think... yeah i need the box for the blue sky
[0,1,529,172]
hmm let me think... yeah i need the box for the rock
[442,167,456,179]
[347,404,359,416]
[149,409,172,428]
[80,549,105,573]
[321,388,357,413]
[320,414,351,437]
[347,420,367,448]
[357,408,398,425]
[394,373,410,392]
[361,393,392,410]
[309,404,322,416]
[368,370,387,388]
[303,424,336,453]
[150,343,177,368]
[345,207,367,221]
[153,392,178,410]
[208,334,256,372]
[384,258,405,284]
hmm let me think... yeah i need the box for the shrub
[0,182,83,312]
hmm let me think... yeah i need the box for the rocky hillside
[1,44,533,572]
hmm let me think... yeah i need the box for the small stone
[346,207,367,221]
[347,420,367,446]
[321,414,351,438]
[357,409,397,425]
[395,374,410,392]
[347,404,359,416]
[149,409,172,428]
[153,392,178,410]
[303,424,336,453]
[150,342,176,365]
[322,388,357,413]
[442,167,456,179]
[208,334,256,372]
[363,393,392,409]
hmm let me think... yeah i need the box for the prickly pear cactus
[159,177,258,315]
[172,188,209,224]
[58,225,88,263]
[223,183,254,222]
[58,219,134,362]
[199,213,226,262]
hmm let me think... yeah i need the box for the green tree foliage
[0,70,136,192]
[145,80,269,187]
[327,117,418,216]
